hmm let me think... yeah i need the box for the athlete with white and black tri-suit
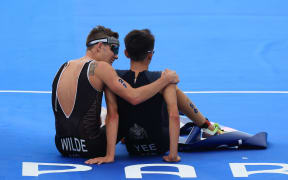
[52,26,179,160]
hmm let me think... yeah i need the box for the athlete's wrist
[104,154,114,161]
[166,153,180,162]
[168,150,178,158]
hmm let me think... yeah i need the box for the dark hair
[124,29,155,61]
[86,25,119,50]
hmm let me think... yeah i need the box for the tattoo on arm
[190,103,198,113]
[89,61,97,76]
[118,78,127,88]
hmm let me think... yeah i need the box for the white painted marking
[0,90,288,94]
[184,91,288,94]
[125,164,197,178]
[22,162,92,176]
[230,163,288,177]
[0,90,51,94]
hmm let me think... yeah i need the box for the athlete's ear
[98,42,103,48]
[90,43,100,54]
[94,42,103,53]
[124,49,130,58]
[147,52,153,60]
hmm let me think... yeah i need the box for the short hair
[124,29,155,61]
[86,25,119,50]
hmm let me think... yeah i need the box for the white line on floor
[1,90,288,94]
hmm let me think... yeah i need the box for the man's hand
[163,154,181,162]
[85,156,114,165]
[162,69,179,84]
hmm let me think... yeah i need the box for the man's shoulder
[94,60,110,67]
[144,70,162,83]
[145,70,162,75]
[55,62,69,76]
[116,69,130,77]
[92,61,114,74]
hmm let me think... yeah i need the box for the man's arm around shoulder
[94,61,179,105]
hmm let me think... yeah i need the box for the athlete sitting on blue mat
[52,26,179,159]
[85,29,223,164]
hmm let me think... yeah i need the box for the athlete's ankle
[208,124,215,131]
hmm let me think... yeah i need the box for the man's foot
[202,123,224,138]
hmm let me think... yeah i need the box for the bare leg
[176,87,218,132]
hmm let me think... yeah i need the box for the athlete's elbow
[129,98,141,105]
[127,93,142,105]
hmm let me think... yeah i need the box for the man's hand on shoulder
[161,69,179,84]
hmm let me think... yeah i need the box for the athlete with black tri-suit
[85,29,223,164]
[52,26,179,160]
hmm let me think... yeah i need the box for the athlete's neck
[85,50,98,61]
[80,55,93,62]
[130,60,149,78]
